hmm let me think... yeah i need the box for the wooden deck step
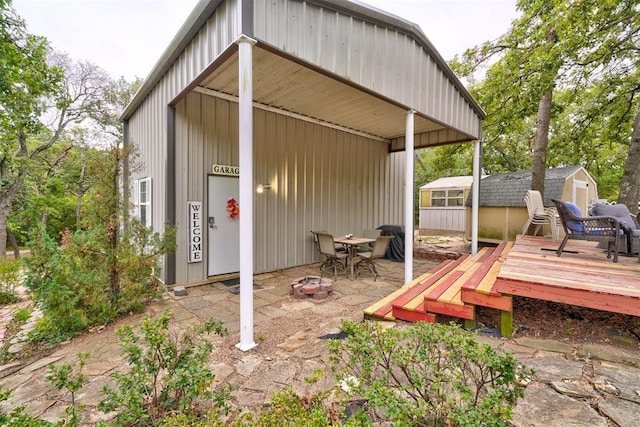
[364,256,467,320]
[421,247,495,320]
[460,241,513,311]
[392,252,484,322]
[365,243,516,325]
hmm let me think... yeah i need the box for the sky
[13,0,519,82]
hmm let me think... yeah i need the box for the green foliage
[237,389,342,427]
[0,385,53,426]
[11,306,32,323]
[98,310,232,426]
[328,320,531,427]
[46,352,89,405]
[0,259,21,305]
[450,0,640,206]
[23,146,176,341]
[23,227,96,337]
[45,352,89,426]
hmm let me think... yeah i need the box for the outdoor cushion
[592,203,636,231]
[564,202,584,232]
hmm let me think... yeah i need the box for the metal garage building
[121,0,485,349]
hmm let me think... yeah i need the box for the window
[137,177,152,227]
[431,189,464,207]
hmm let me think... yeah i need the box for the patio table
[334,236,376,279]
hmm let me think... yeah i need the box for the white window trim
[137,177,152,228]
[431,188,464,207]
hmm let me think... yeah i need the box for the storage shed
[466,166,598,242]
[120,0,485,348]
[419,176,473,232]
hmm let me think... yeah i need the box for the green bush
[328,320,531,427]
[98,310,232,426]
[23,220,175,342]
[0,259,21,305]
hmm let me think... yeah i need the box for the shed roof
[121,0,484,149]
[420,176,474,190]
[468,166,586,207]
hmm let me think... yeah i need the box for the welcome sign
[187,201,202,263]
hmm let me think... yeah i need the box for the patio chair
[522,190,559,240]
[590,202,639,256]
[551,199,621,263]
[315,232,348,280]
[354,236,393,281]
[311,230,348,254]
[357,229,382,253]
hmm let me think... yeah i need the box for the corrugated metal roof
[468,166,587,207]
[121,0,484,148]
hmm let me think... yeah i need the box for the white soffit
[199,46,455,141]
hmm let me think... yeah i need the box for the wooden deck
[495,235,640,317]
[364,235,640,336]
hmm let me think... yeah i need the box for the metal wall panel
[173,92,404,282]
[126,0,240,282]
[254,0,482,139]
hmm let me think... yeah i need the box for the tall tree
[453,0,640,207]
[0,1,111,256]
[0,0,63,257]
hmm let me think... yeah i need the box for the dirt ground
[418,232,640,349]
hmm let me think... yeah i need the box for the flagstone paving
[1,258,639,426]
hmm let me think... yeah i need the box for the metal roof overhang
[171,42,478,150]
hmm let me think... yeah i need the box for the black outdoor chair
[552,199,621,263]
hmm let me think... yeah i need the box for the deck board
[365,234,640,332]
[495,235,640,316]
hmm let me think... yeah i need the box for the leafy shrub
[12,306,32,323]
[328,320,531,427]
[0,259,21,305]
[98,310,232,426]
[23,228,97,336]
[23,219,175,342]
[46,352,89,426]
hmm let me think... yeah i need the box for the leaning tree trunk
[530,90,553,200]
[7,229,20,260]
[617,107,640,214]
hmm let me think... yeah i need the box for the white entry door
[207,175,240,276]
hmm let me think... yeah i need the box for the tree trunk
[0,210,9,260]
[0,178,25,258]
[76,146,86,225]
[618,107,640,214]
[530,90,553,200]
[7,229,20,260]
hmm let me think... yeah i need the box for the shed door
[207,175,240,276]
[572,180,589,213]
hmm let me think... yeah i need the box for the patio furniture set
[522,190,639,263]
[311,230,393,281]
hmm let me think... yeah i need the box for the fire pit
[291,276,334,300]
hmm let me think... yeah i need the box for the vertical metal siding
[254,0,481,139]
[126,0,241,283]
[174,92,404,280]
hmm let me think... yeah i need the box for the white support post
[404,110,416,286]
[471,139,481,255]
[236,34,257,352]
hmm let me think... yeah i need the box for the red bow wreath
[226,197,239,219]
